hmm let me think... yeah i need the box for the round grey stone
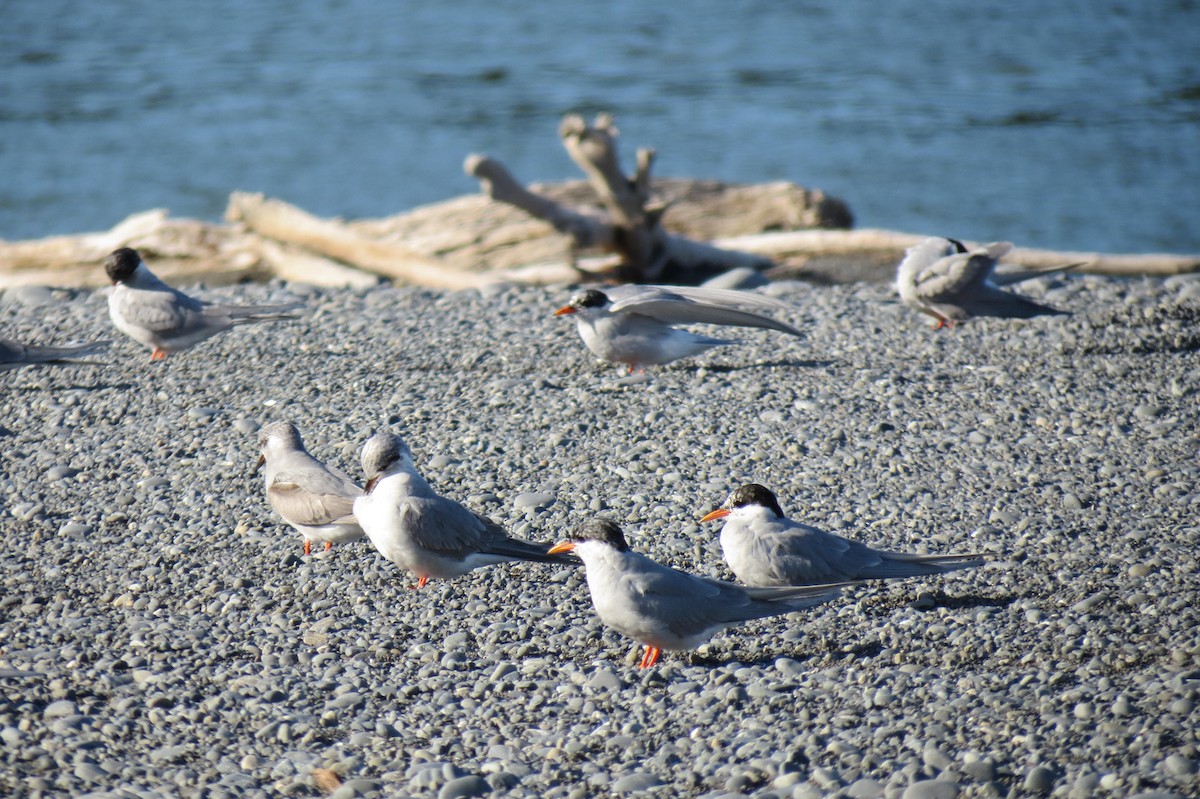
[438,775,489,799]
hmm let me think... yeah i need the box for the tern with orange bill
[701,484,985,586]
[548,518,846,668]
[553,284,804,372]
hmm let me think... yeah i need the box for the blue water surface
[2,0,1198,253]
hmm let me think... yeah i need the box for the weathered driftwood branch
[720,228,1200,280]
[0,211,274,289]
[225,192,487,290]
[254,239,380,289]
[464,154,612,250]
[467,113,776,283]
[0,210,169,274]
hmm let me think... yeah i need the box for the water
[3,0,1198,255]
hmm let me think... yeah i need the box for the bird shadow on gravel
[860,590,1018,614]
[1071,302,1200,355]
[701,358,838,373]
[7,381,135,393]
[685,639,885,669]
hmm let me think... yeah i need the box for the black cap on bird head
[104,247,142,284]
[568,517,630,552]
[725,483,785,517]
[554,289,612,316]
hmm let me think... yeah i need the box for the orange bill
[699,508,730,523]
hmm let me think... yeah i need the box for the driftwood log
[463,113,853,283]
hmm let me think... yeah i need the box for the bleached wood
[463,155,612,251]
[0,210,169,272]
[225,192,487,289]
[255,239,380,289]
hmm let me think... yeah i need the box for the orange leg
[324,541,332,552]
[303,540,312,556]
[150,348,167,361]
[639,646,662,668]
[920,308,951,329]
[408,576,429,590]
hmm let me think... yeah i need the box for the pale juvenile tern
[256,421,365,556]
[353,431,575,588]
[895,237,1082,328]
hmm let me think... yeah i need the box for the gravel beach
[1,271,1198,799]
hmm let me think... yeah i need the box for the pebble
[45,465,81,481]
[1023,765,1055,795]
[512,491,555,510]
[42,700,77,719]
[612,772,663,793]
[1164,754,1194,776]
[3,285,56,307]
[438,775,489,799]
[901,781,959,799]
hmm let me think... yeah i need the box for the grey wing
[114,289,192,334]
[619,559,736,638]
[914,242,1013,300]
[773,526,984,581]
[275,456,362,498]
[0,339,20,365]
[607,285,803,337]
[400,496,497,557]
[914,253,993,300]
[990,261,1086,287]
[761,526,868,584]
[469,514,574,563]
[267,480,358,527]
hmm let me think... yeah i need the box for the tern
[256,421,365,556]
[895,237,1082,328]
[104,247,302,360]
[553,284,804,371]
[701,484,985,586]
[353,431,575,588]
[549,518,845,668]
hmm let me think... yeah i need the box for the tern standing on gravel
[701,484,985,586]
[548,518,846,668]
[895,237,1082,328]
[353,431,575,588]
[0,337,108,372]
[104,247,302,360]
[553,284,805,371]
[256,421,365,556]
